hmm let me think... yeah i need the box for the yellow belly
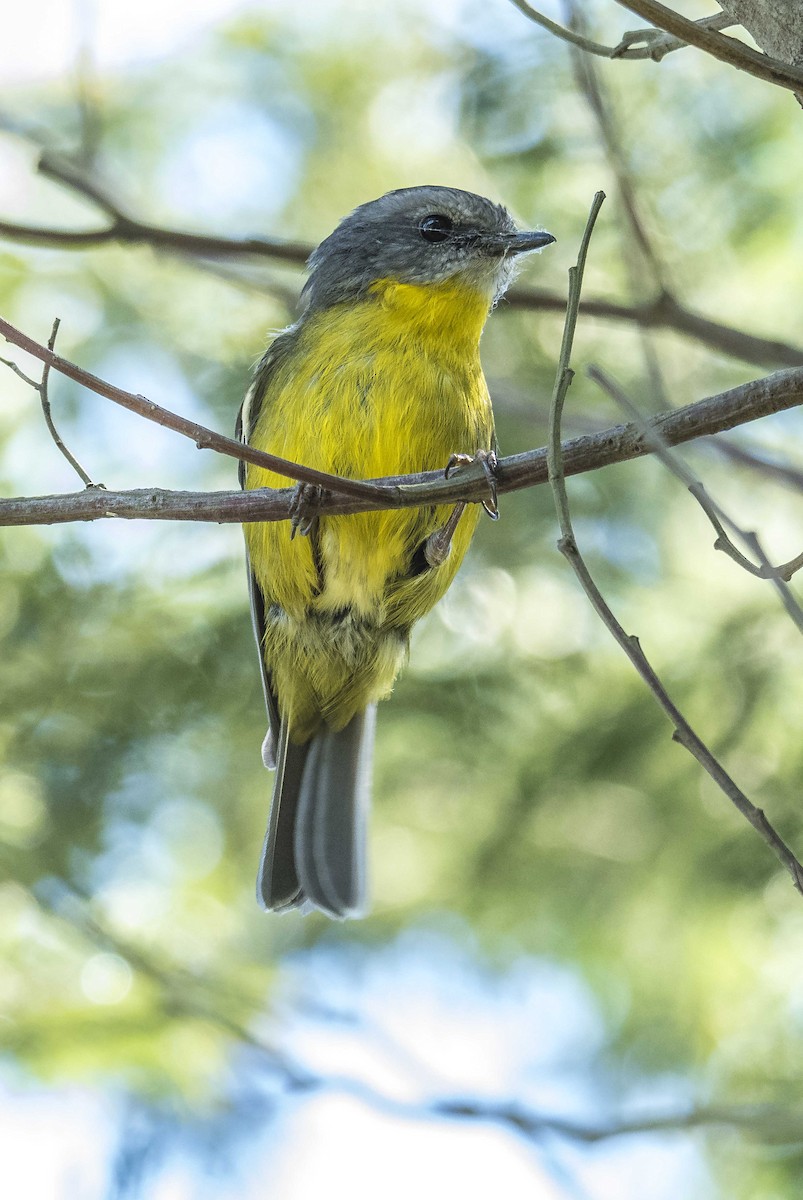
[244,277,495,737]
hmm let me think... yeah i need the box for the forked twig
[614,0,803,94]
[545,192,803,899]
[0,314,395,507]
[38,319,98,487]
[3,317,98,487]
[508,0,733,61]
[588,364,803,634]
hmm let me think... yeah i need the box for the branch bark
[0,328,801,526]
[614,0,803,92]
[717,1,803,68]
[0,314,393,506]
[1,151,801,371]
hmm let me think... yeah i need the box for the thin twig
[508,0,733,60]
[588,364,803,631]
[566,4,666,287]
[546,197,803,899]
[4,319,98,485]
[612,11,734,59]
[0,315,396,506]
[0,356,38,388]
[566,0,671,415]
[546,190,607,512]
[0,150,312,263]
[509,0,627,56]
[37,318,98,487]
[613,0,803,94]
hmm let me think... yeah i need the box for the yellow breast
[244,277,495,622]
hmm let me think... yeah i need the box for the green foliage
[1,1,802,1193]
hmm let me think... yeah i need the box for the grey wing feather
[236,370,281,741]
[257,719,307,911]
[239,329,373,919]
[244,557,280,754]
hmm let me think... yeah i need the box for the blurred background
[1,1,803,1196]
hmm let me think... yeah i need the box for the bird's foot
[445,448,500,519]
[289,482,326,539]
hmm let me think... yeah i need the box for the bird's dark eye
[419,214,453,243]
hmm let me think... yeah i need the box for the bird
[237,185,554,918]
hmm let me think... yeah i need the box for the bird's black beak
[507,230,556,255]
[480,229,556,257]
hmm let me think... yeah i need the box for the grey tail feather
[257,705,376,919]
[256,719,308,912]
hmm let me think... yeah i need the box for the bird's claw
[289,482,325,539]
[445,449,499,519]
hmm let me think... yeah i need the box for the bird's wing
[235,341,290,745]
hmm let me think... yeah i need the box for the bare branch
[613,12,734,59]
[546,199,803,901]
[614,0,803,93]
[32,879,803,1151]
[566,5,667,290]
[588,364,803,631]
[565,0,673,414]
[508,0,734,60]
[37,318,98,487]
[0,149,801,371]
[509,0,629,56]
[506,287,803,370]
[1,317,802,527]
[0,150,311,264]
[0,314,395,506]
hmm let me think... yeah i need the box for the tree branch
[1,150,801,371]
[33,879,803,1152]
[2,150,312,264]
[506,287,803,370]
[37,318,99,487]
[614,0,803,93]
[0,314,395,506]
[588,364,803,631]
[1,316,801,526]
[508,0,734,60]
[546,197,803,901]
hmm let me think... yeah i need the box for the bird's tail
[257,705,376,918]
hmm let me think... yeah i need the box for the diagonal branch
[508,0,734,59]
[588,364,803,630]
[546,194,803,901]
[0,150,311,264]
[613,0,803,93]
[0,314,394,506]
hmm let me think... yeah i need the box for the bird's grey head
[300,186,554,314]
